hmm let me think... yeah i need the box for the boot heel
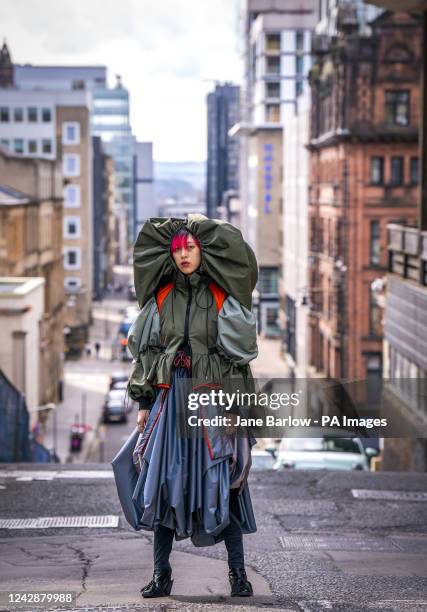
[166,578,173,595]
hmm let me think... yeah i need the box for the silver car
[274,433,377,471]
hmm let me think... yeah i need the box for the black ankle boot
[140,568,173,598]
[228,567,253,597]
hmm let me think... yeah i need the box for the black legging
[153,489,244,571]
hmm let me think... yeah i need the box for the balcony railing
[388,224,427,285]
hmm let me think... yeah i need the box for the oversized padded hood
[133,214,258,310]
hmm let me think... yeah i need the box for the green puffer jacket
[126,214,259,407]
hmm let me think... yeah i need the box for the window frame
[28,140,38,154]
[13,138,24,154]
[63,215,81,239]
[63,247,82,270]
[390,156,404,186]
[62,121,81,145]
[13,107,23,122]
[42,139,52,154]
[369,220,380,266]
[64,276,82,292]
[410,156,419,185]
[63,184,81,208]
[370,156,384,185]
[42,108,52,123]
[63,154,81,177]
[27,107,38,123]
[0,107,10,122]
[384,90,410,126]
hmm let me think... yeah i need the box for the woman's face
[172,234,201,275]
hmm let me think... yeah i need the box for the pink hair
[170,229,201,253]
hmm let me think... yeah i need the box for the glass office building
[92,82,135,241]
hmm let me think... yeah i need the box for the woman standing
[112,214,259,599]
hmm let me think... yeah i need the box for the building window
[265,307,279,335]
[265,104,280,123]
[13,139,24,154]
[63,216,81,238]
[27,107,38,122]
[390,156,404,186]
[0,107,9,122]
[385,90,409,126]
[265,33,281,52]
[369,290,382,337]
[266,82,280,99]
[62,121,80,145]
[63,154,80,177]
[42,139,52,154]
[296,31,304,51]
[0,139,9,149]
[296,55,304,78]
[266,56,280,75]
[410,157,419,185]
[370,220,380,265]
[63,184,81,207]
[42,108,52,122]
[28,140,38,154]
[259,267,278,295]
[13,108,23,122]
[64,277,82,292]
[64,247,81,270]
[370,156,384,185]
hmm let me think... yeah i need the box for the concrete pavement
[0,464,426,611]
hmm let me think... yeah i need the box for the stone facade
[0,149,65,404]
[56,105,93,356]
[308,10,421,379]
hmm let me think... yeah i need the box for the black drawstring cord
[194,277,214,378]
[171,268,178,326]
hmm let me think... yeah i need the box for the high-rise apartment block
[206,83,240,220]
[236,0,319,335]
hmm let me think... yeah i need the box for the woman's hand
[137,409,150,433]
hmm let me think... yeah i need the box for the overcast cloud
[0,0,243,161]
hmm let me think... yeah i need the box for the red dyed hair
[170,228,201,253]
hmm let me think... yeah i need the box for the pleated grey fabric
[111,366,257,547]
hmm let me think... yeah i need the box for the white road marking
[0,515,119,529]
[352,489,427,502]
[0,470,114,481]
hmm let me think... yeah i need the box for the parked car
[109,372,128,390]
[250,450,276,470]
[128,281,137,301]
[103,389,128,424]
[111,379,128,391]
[124,306,139,320]
[273,431,378,471]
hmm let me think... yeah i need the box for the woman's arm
[216,295,258,367]
[126,296,161,408]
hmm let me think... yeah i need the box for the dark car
[103,389,128,424]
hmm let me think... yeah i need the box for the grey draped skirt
[111,365,257,547]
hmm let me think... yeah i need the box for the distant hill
[154,161,206,201]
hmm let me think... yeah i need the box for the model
[112,214,259,599]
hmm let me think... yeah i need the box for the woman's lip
[181,262,190,266]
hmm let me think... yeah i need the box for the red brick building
[307,9,421,380]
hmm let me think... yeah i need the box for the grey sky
[0,0,243,162]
